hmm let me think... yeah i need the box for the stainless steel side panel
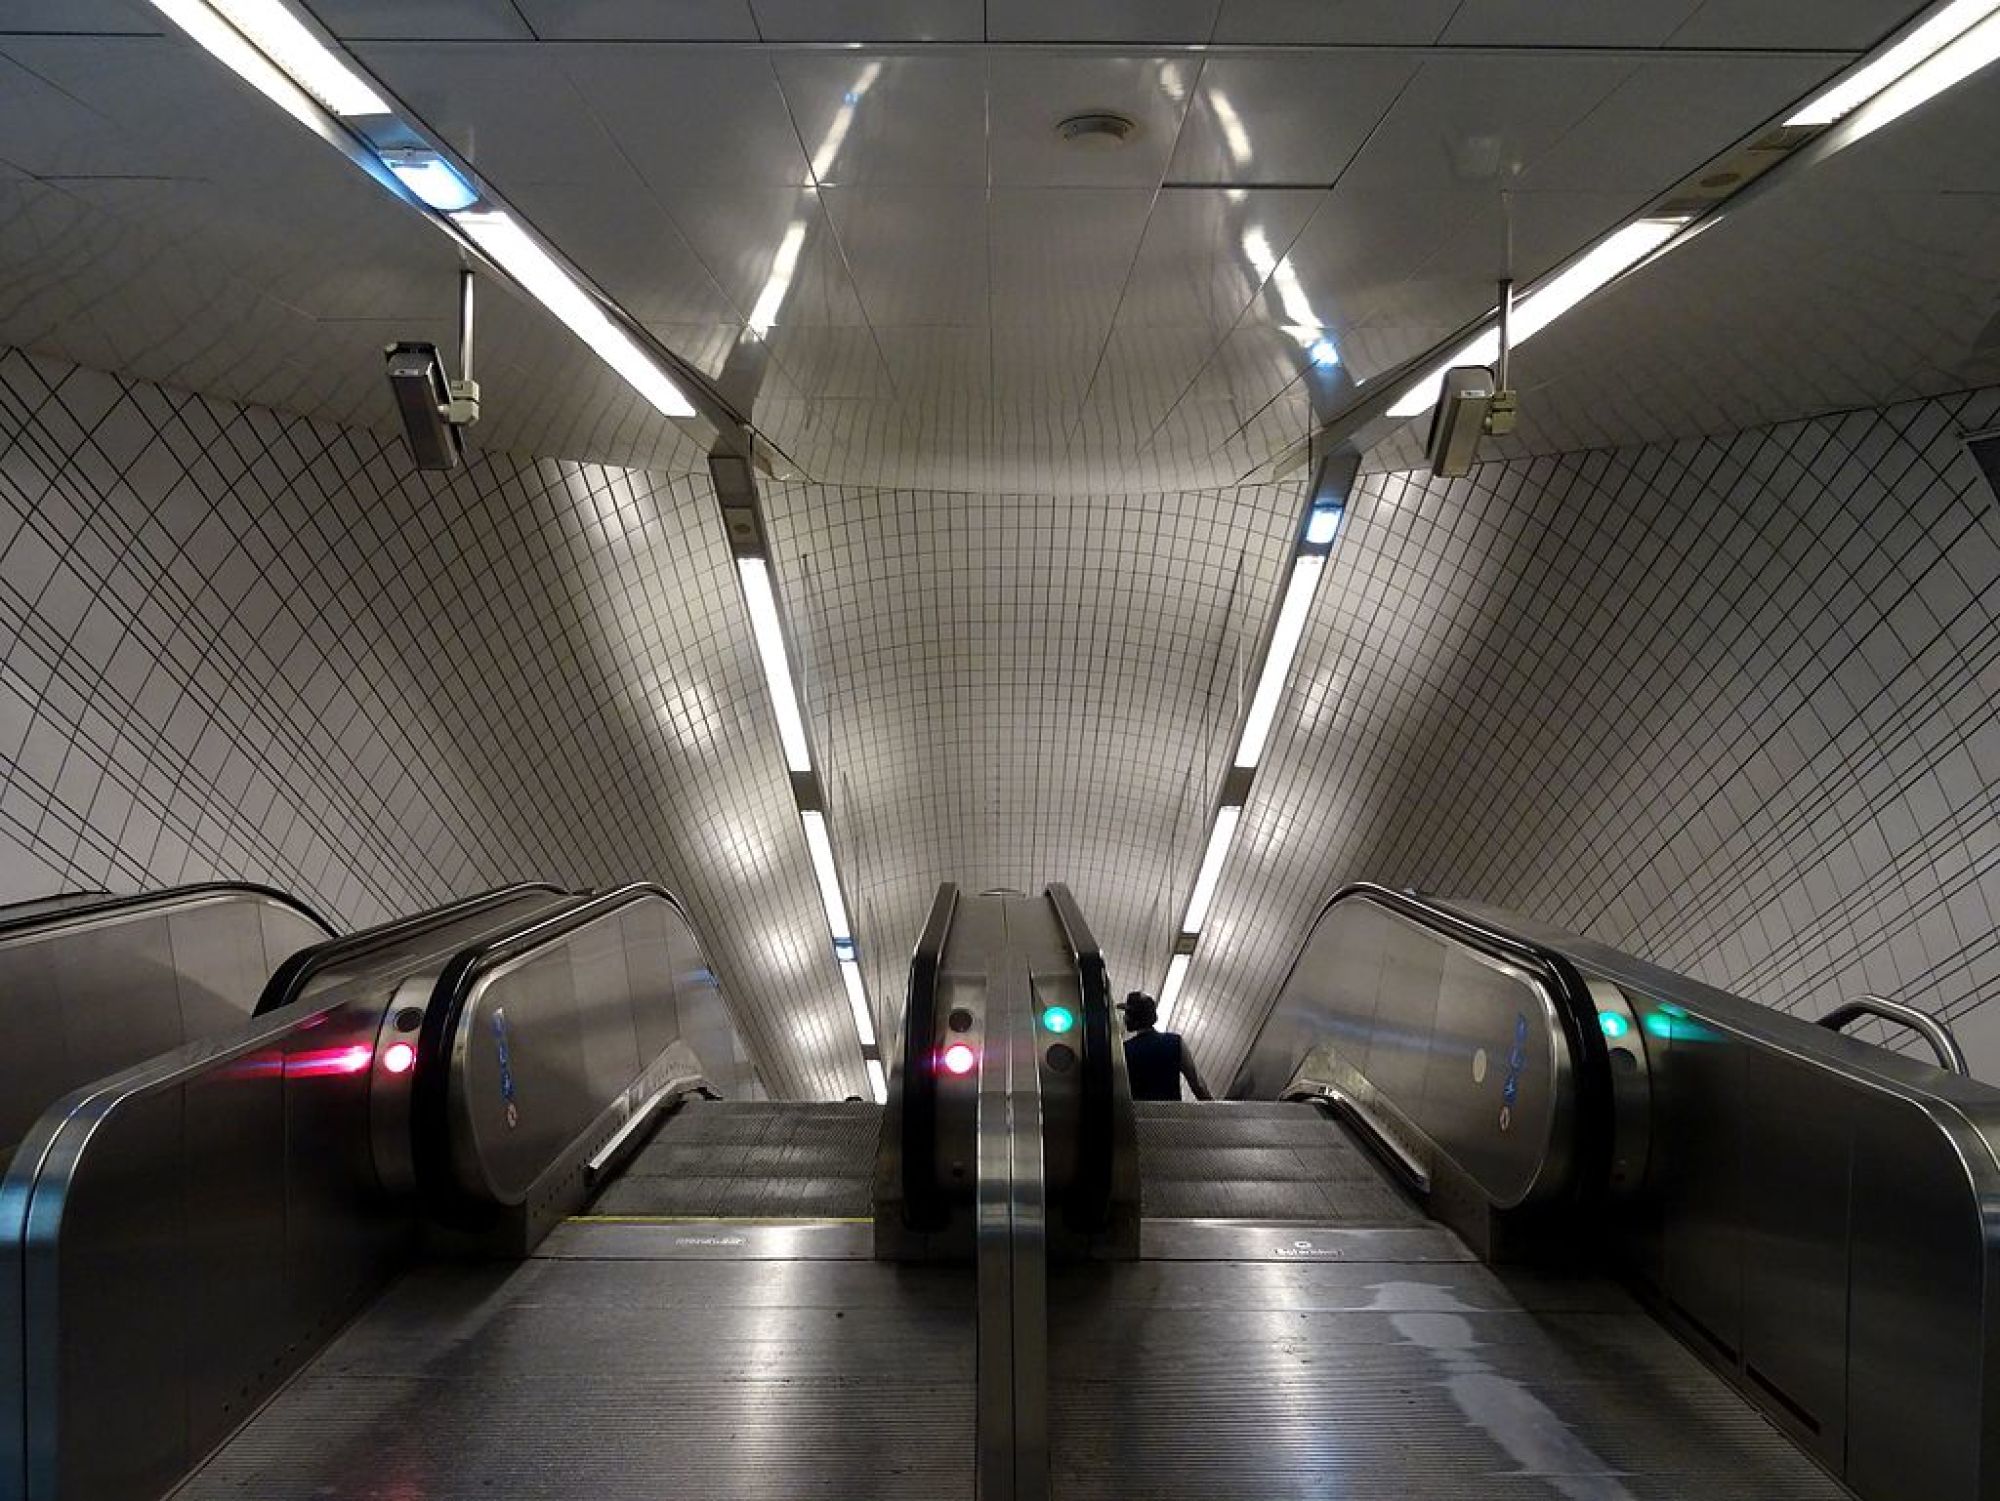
[0,889,329,1156]
[1235,895,1574,1208]
[9,991,408,1501]
[446,891,751,1209]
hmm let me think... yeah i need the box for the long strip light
[736,558,814,772]
[451,212,695,419]
[1180,806,1242,935]
[1157,954,1192,1029]
[800,810,850,939]
[1234,553,1327,771]
[148,0,334,129]
[1385,218,1684,419]
[1787,0,2000,127]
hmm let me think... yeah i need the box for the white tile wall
[0,346,861,1098]
[1188,383,2000,1084]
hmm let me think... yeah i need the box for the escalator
[4,878,1118,1501]
[1049,882,2000,1501]
[11,874,2000,1501]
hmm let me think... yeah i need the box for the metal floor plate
[1061,1108,1849,1501]
[591,1099,881,1220]
[1136,1100,1425,1224]
[176,1222,974,1501]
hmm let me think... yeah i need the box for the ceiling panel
[1667,0,1922,49]
[1212,0,1458,45]
[986,0,1223,43]
[645,184,870,328]
[987,54,1199,187]
[513,0,759,40]
[748,0,982,42]
[498,178,741,326]
[818,185,989,325]
[774,52,988,186]
[554,46,811,187]
[302,1,533,39]
[1439,0,1707,48]
[1115,188,1322,333]
[989,189,1155,332]
[1166,53,1422,186]
[1335,53,1643,195]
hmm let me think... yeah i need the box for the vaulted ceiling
[4,0,1994,1094]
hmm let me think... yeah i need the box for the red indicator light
[381,1041,418,1075]
[287,1044,374,1078]
[941,1043,977,1076]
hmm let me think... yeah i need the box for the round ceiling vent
[1056,112,1138,150]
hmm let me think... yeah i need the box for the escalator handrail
[1248,880,1615,1208]
[252,882,564,1016]
[900,883,958,1230]
[0,882,332,945]
[408,881,703,1216]
[1819,994,1970,1077]
[1045,881,1113,1231]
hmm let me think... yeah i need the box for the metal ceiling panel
[1114,188,1323,334]
[1439,0,1708,48]
[302,1,534,39]
[986,0,1224,43]
[1166,53,1422,186]
[748,0,982,42]
[987,53,1199,187]
[817,184,989,325]
[0,1,159,32]
[513,0,760,40]
[1212,0,1460,45]
[774,52,989,186]
[1668,0,1924,50]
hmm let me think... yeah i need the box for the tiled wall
[1190,384,2000,1083]
[0,346,863,1099]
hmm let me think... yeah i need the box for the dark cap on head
[1121,990,1158,1029]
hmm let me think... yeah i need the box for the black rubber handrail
[900,883,958,1231]
[409,882,703,1220]
[252,882,563,1017]
[1046,882,1113,1233]
[1248,881,1616,1210]
[0,882,332,945]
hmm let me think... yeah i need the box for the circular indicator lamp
[380,1040,418,1075]
[1040,1005,1076,1035]
[941,1042,977,1076]
[1597,1011,1630,1041]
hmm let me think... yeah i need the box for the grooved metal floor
[1065,1102,1849,1501]
[176,1104,971,1501]
[1136,1100,1424,1224]
[589,1099,881,1219]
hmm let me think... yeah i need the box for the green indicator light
[1041,1005,1076,1035]
[1598,1011,1630,1040]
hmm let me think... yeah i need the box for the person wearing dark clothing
[1120,990,1213,1102]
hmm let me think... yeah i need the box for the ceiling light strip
[1786,0,2000,126]
[146,0,700,425]
[737,558,814,774]
[1155,471,1353,1032]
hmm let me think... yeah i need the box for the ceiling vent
[1056,112,1138,149]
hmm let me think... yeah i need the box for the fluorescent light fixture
[1181,805,1242,934]
[1840,6,2000,141]
[800,810,851,941]
[157,0,390,118]
[1786,0,2000,126]
[736,557,813,773]
[1304,500,1343,547]
[838,957,876,1049]
[1157,953,1191,1029]
[380,149,479,212]
[864,1057,888,1104]
[149,0,325,130]
[1384,219,1683,419]
[452,210,695,420]
[1233,553,1326,770]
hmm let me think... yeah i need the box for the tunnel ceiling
[4,1,1996,1095]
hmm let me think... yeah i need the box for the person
[1120,990,1212,1101]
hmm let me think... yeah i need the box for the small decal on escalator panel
[493,1007,519,1128]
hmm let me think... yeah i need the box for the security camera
[384,341,465,471]
[1425,365,1496,479]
